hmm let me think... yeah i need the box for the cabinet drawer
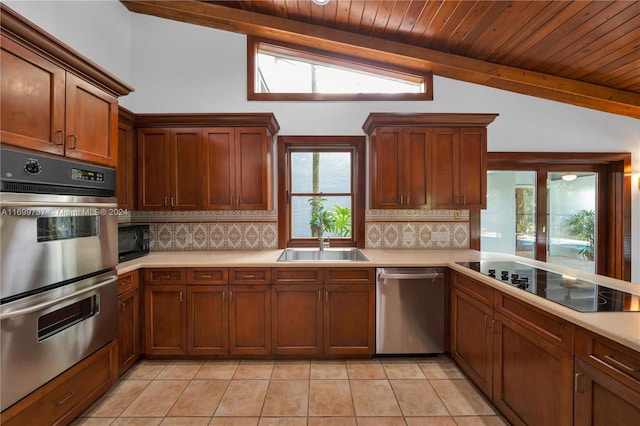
[187,268,228,285]
[229,268,271,284]
[453,272,493,305]
[144,268,186,284]
[1,341,117,426]
[495,292,574,352]
[575,327,640,391]
[118,270,139,295]
[272,268,322,284]
[324,268,375,284]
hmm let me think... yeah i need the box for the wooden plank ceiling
[121,0,640,118]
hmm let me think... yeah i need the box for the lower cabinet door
[323,284,374,355]
[187,285,229,355]
[229,285,271,355]
[144,285,187,355]
[574,358,640,426]
[271,284,323,355]
[492,313,573,426]
[118,287,140,375]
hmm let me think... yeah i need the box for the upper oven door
[0,192,118,301]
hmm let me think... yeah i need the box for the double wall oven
[0,147,118,411]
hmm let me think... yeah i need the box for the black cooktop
[456,261,640,313]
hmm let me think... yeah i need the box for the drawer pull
[56,392,76,406]
[158,275,171,279]
[200,274,213,278]
[604,354,639,372]
[245,274,256,279]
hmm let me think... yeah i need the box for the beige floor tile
[167,380,229,417]
[82,380,150,417]
[208,418,259,426]
[346,362,386,380]
[215,380,269,417]
[453,416,509,426]
[156,363,202,380]
[307,417,357,426]
[356,417,406,426]
[271,361,310,379]
[122,362,169,380]
[160,418,211,426]
[390,379,449,417]
[418,359,465,380]
[430,380,495,416]
[120,380,189,417]
[405,417,458,426]
[310,361,348,379]
[262,380,309,417]
[309,380,355,417]
[349,379,402,417]
[234,361,275,379]
[111,419,163,426]
[257,418,307,426]
[195,361,239,379]
[382,361,426,379]
[71,418,116,426]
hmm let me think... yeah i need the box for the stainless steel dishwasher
[376,267,445,354]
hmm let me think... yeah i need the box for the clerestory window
[248,37,433,101]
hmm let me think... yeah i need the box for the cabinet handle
[574,372,584,393]
[318,290,321,302]
[119,302,126,315]
[223,291,226,303]
[604,354,639,372]
[179,291,184,303]
[54,130,65,146]
[164,196,169,207]
[491,319,498,334]
[158,274,171,279]
[325,290,328,302]
[171,197,175,207]
[56,392,76,406]
[201,274,213,278]
[245,274,256,279]
[460,195,465,206]
[67,134,77,149]
[483,315,490,328]
[230,291,233,303]
[400,195,403,205]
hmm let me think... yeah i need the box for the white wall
[7,2,640,281]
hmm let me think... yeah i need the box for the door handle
[67,134,77,149]
[574,372,584,393]
[54,130,65,145]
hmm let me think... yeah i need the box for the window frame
[248,36,433,101]
[277,136,366,248]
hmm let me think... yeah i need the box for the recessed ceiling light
[561,174,577,181]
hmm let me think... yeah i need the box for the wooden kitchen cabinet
[0,10,132,167]
[144,284,187,355]
[187,285,229,355]
[117,107,136,209]
[574,327,640,426]
[203,127,273,210]
[117,271,141,375]
[430,127,487,209]
[450,280,494,396]
[229,284,271,355]
[362,113,497,210]
[137,127,202,210]
[323,268,375,355]
[271,268,323,355]
[367,127,430,209]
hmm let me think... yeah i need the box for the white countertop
[118,249,640,353]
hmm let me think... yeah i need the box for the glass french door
[481,169,598,274]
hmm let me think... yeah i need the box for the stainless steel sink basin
[277,248,368,262]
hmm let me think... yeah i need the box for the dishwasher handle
[377,271,440,281]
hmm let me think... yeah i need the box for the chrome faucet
[318,210,329,250]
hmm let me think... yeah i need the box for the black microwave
[118,224,150,262]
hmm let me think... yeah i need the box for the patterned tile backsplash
[130,209,469,251]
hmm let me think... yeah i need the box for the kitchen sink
[277,248,368,262]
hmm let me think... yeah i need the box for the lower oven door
[0,272,117,411]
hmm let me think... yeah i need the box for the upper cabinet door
[370,128,404,209]
[64,74,118,167]
[203,128,235,210]
[430,128,459,210]
[458,128,487,209]
[171,128,203,210]
[235,127,271,210]
[403,128,430,208]
[138,128,171,210]
[0,36,65,155]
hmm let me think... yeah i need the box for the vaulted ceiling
[121,0,640,119]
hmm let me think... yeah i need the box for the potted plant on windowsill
[565,209,595,261]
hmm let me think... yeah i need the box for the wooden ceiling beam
[122,0,640,119]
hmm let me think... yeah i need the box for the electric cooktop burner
[456,261,640,313]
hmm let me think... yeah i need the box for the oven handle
[1,201,117,209]
[0,276,117,320]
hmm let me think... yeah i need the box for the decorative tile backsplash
[130,208,469,251]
